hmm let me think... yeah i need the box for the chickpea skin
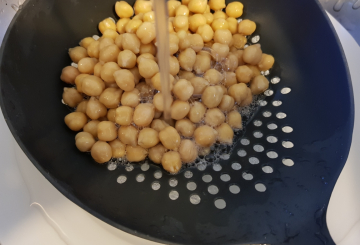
[162,151,182,174]
[226,17,238,34]
[138,128,159,148]
[211,18,229,32]
[91,141,112,164]
[87,40,100,58]
[250,75,269,95]
[99,87,122,109]
[149,144,166,164]
[211,42,229,61]
[159,126,181,150]
[64,112,87,131]
[151,119,169,132]
[169,56,180,76]
[86,97,107,120]
[168,0,181,17]
[134,0,152,15]
[75,132,95,152]
[189,14,207,32]
[227,110,242,129]
[175,119,195,137]
[109,139,126,158]
[194,125,217,147]
[80,37,95,49]
[205,108,225,127]
[202,85,224,108]
[115,106,134,126]
[140,43,156,56]
[173,15,189,32]
[125,19,143,33]
[61,66,80,84]
[190,77,209,95]
[133,103,155,127]
[153,92,173,112]
[62,87,83,107]
[83,120,100,138]
[170,100,190,120]
[223,72,237,88]
[126,145,148,162]
[175,5,189,16]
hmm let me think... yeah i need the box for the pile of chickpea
[61,0,275,174]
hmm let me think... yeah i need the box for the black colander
[0,0,354,244]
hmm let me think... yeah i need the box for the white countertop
[0,5,359,245]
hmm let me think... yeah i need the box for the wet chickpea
[118,125,138,146]
[189,14,206,32]
[133,13,144,21]
[117,50,137,69]
[168,0,181,17]
[138,128,159,148]
[140,43,156,56]
[202,85,224,108]
[126,145,148,162]
[116,18,130,34]
[190,77,209,95]
[227,110,242,129]
[194,125,217,147]
[178,48,196,71]
[64,112,88,131]
[173,79,194,101]
[138,58,159,78]
[179,139,198,163]
[69,46,88,63]
[128,68,142,85]
[193,54,211,74]
[235,65,253,83]
[213,11,228,20]
[115,1,134,18]
[243,44,262,65]
[83,120,100,138]
[188,101,206,123]
[232,50,245,66]
[205,108,225,127]
[224,53,238,72]
[78,57,97,74]
[82,75,105,96]
[113,69,135,92]
[63,87,83,107]
[99,88,122,109]
[211,18,228,32]
[247,65,261,78]
[214,29,232,45]
[204,69,223,85]
[218,95,235,112]
[136,22,156,45]
[238,19,256,35]
[175,119,195,137]
[76,100,88,113]
[258,54,275,71]
[86,97,107,120]
[168,21,175,33]
[102,29,120,41]
[115,106,134,126]
[151,73,174,91]
[226,1,243,18]
[149,144,166,164]
[189,34,204,52]
[100,62,121,83]
[175,5,189,16]
[87,40,100,58]
[169,33,179,55]
[209,0,225,11]
[99,37,115,51]
[196,24,214,42]
[162,151,182,174]
[178,34,191,50]
[228,83,249,103]
[169,56,180,76]
[74,74,89,93]
[80,37,95,49]
[250,75,269,95]
[60,66,80,84]
[125,19,143,33]
[159,126,181,150]
[133,103,155,127]
[171,100,190,120]
[143,11,155,22]
[216,123,233,144]
[93,62,103,77]
[137,53,156,65]
[98,18,116,34]
[75,132,95,152]
[91,141,112,163]
[107,108,116,122]
[178,70,195,80]
[97,121,117,141]
[153,92,173,112]
[109,139,126,158]
[211,42,229,61]
[173,15,189,32]
[240,87,253,106]
[226,17,238,34]
[232,34,247,49]
[188,0,207,13]
[151,119,169,132]
[182,0,191,5]
[222,71,237,88]
[134,0,152,14]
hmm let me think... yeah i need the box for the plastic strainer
[0,0,354,244]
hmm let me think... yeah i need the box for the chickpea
[202,85,224,108]
[169,56,180,76]
[238,19,256,35]
[171,100,190,120]
[178,48,196,71]
[114,106,133,126]
[129,68,142,85]
[230,35,245,50]
[215,123,233,144]
[153,92,173,112]
[113,69,135,92]
[213,11,228,20]
[204,69,223,85]
[226,17,238,34]
[93,62,103,77]
[143,11,155,22]
[211,42,229,61]
[213,29,232,45]
[115,1,134,18]
[87,40,100,58]
[77,57,97,74]
[189,14,206,32]
[169,33,179,55]
[177,139,197,163]
[140,43,156,55]
[188,0,207,13]
[209,0,225,11]
[178,70,195,80]
[118,34,140,55]
[243,44,262,65]
[74,74,88,93]
[118,125,138,146]
[168,0,181,17]
[193,54,211,75]
[151,119,168,132]
[224,53,238,72]
[177,29,188,41]
[182,0,191,5]
[204,39,214,48]
[231,50,245,66]
[108,139,126,158]
[168,21,175,33]
[258,54,275,71]
[189,77,208,95]
[135,22,156,45]
[134,0,152,14]
[137,128,159,149]
[132,13,144,21]
[227,110,242,129]
[178,34,191,50]
[125,19,143,33]
[205,108,225,127]
[220,72,236,89]
[91,141,112,163]
[219,95,235,112]
[117,50,137,69]
[235,65,253,83]
[194,125,217,147]
[175,119,195,137]
[211,18,228,32]
[125,145,147,162]
[116,18,130,34]
[250,75,269,95]
[219,84,227,95]
[159,126,181,150]
[227,83,248,103]
[137,53,156,65]
[149,144,166,164]
[75,132,95,152]
[188,101,206,123]
[138,58,159,78]
[97,121,117,142]
[65,111,88,132]
[98,18,116,34]
[99,37,115,51]
[173,79,194,101]
[83,120,99,138]
[132,103,154,127]
[99,62,120,83]
[162,151,182,173]
[151,73,174,91]
[60,66,80,84]
[175,5,189,16]
[86,97,107,120]
[69,46,88,63]
[196,24,214,42]
[99,88,122,109]
[80,37,95,49]
[107,108,116,122]
[173,16,189,32]
[62,87,83,108]
[82,75,105,96]
[76,100,88,113]
[240,87,253,106]
[189,34,204,52]
[102,29,120,41]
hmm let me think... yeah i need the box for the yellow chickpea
[113,69,135,92]
[116,18,130,34]
[213,10,227,20]
[232,49,245,66]
[134,0,152,14]
[115,106,134,126]
[140,43,156,55]
[238,19,257,36]
[62,87,83,107]
[222,72,236,88]
[189,77,209,95]
[61,66,80,84]
[137,53,156,65]
[86,97,107,120]
[175,119,195,137]
[162,151,182,173]
[202,85,224,108]
[218,94,235,112]
[173,79,194,101]
[247,65,261,78]
[151,119,169,132]
[64,112,87,131]
[149,144,166,164]
[93,62,103,77]
[99,88,122,109]
[178,48,196,71]
[175,5,189,16]
[182,0,191,5]
[188,0,207,13]
[189,14,207,32]
[91,141,112,163]
[258,54,275,71]
[178,34,191,50]
[99,45,120,63]
[159,126,181,150]
[250,75,269,95]
[171,100,190,120]
[214,29,232,45]
[87,40,100,58]
[153,92,173,112]
[117,50,137,69]
[226,1,243,18]
[138,128,159,148]
[168,0,181,17]
[136,22,156,45]
[232,34,247,49]
[97,121,118,142]
[216,123,234,144]
[209,0,225,11]
[227,110,242,129]
[143,11,155,22]
[235,65,253,83]
[82,75,105,96]
[178,70,196,80]
[69,46,88,63]
[115,1,134,18]
[193,54,211,74]
[211,42,229,61]
[83,120,100,138]
[151,73,174,91]
[211,18,228,32]
[126,145,148,162]
[121,33,141,54]
[204,69,223,85]
[74,74,89,93]
[133,103,155,127]
[168,21,175,33]
[226,17,237,34]
[228,83,249,103]
[196,24,214,42]
[194,125,217,147]
[107,108,116,122]
[100,62,121,83]
[243,44,263,65]
[224,53,239,72]
[138,58,159,78]
[173,15,189,32]
[169,33,179,55]
[75,132,95,152]
[76,100,88,113]
[98,18,116,34]
[240,87,253,106]
[132,13,144,21]
[118,125,138,146]
[205,108,225,127]
[178,140,198,163]
[188,34,204,52]
[125,19,143,34]
[169,56,180,76]
[188,101,206,123]
[108,139,126,158]
[80,37,95,49]
[102,29,120,41]
[121,88,140,108]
